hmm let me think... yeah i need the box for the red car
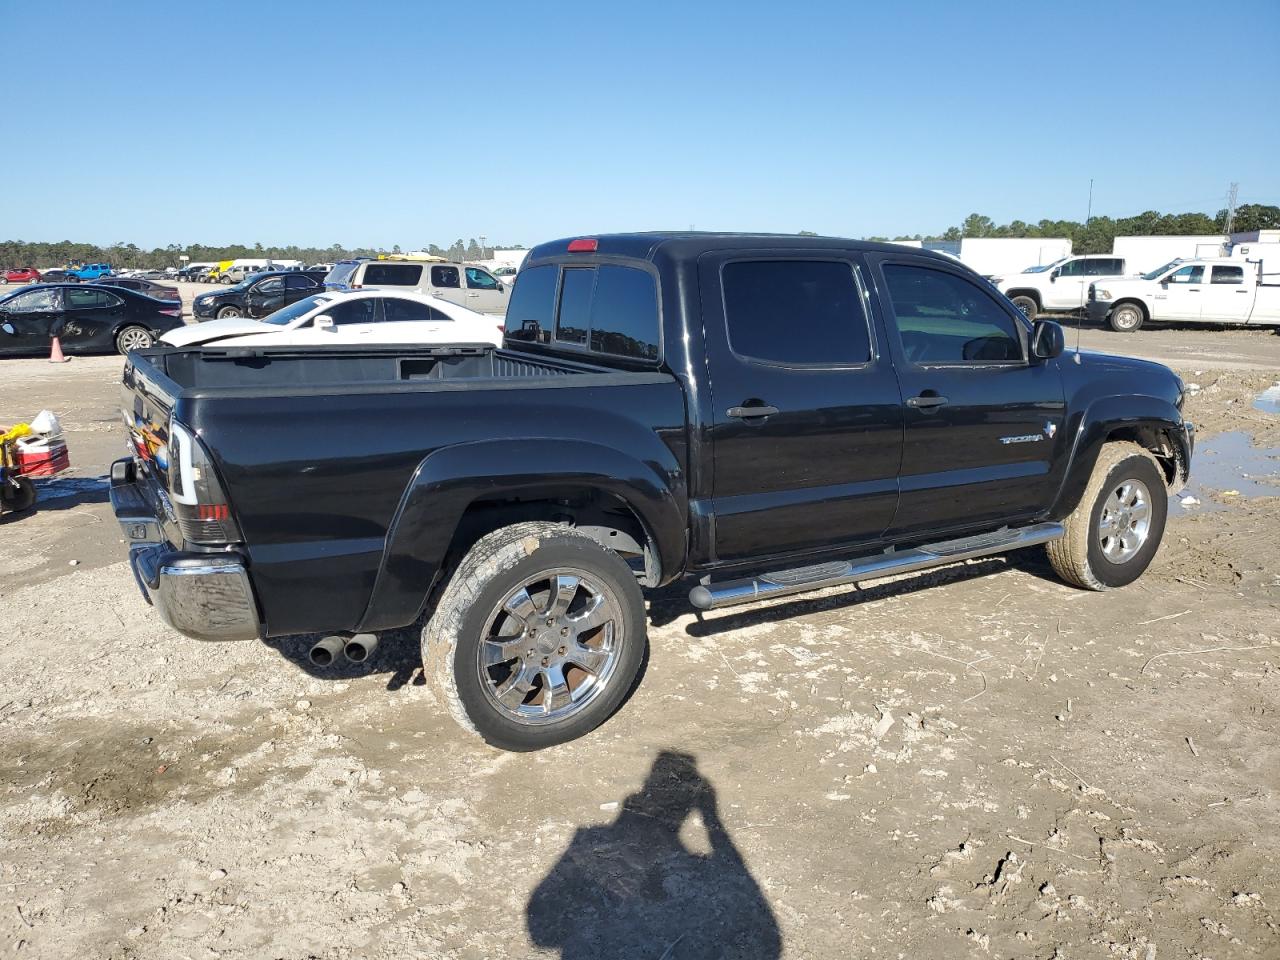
[1,268,41,285]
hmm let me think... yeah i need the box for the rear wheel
[1109,302,1145,332]
[1010,295,1038,321]
[1046,441,1167,590]
[216,305,242,319]
[1,477,37,514]
[116,325,155,354]
[422,521,647,751]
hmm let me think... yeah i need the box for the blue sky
[4,0,1278,249]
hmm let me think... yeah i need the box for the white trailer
[957,238,1072,277]
[1111,236,1227,273]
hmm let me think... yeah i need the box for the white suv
[325,259,510,315]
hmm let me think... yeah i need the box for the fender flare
[1003,287,1043,308]
[355,438,687,632]
[1050,394,1189,517]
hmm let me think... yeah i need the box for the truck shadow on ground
[527,749,782,960]
[266,626,428,691]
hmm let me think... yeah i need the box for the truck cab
[1089,258,1280,331]
[994,255,1131,319]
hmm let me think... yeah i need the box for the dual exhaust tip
[309,633,378,667]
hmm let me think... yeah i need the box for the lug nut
[545,617,555,627]
[526,649,535,657]
[560,627,569,637]
[558,646,566,655]
[541,657,549,667]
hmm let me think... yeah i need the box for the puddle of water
[1172,430,1280,515]
[1256,384,1280,415]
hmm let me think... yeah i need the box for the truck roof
[526,232,962,265]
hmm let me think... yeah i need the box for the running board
[688,522,1064,611]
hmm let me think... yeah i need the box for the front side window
[465,267,499,289]
[431,266,460,288]
[1168,265,1204,284]
[382,298,431,323]
[555,268,593,345]
[1211,265,1245,284]
[5,288,60,312]
[722,260,869,365]
[1057,259,1085,277]
[882,263,1023,364]
[261,294,327,325]
[363,263,422,286]
[504,264,557,343]
[254,278,285,294]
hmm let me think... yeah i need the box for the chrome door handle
[727,404,780,419]
[906,394,949,409]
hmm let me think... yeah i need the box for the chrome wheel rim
[478,568,622,726]
[1115,307,1139,330]
[1098,478,1152,563]
[1013,299,1032,317]
[220,307,241,318]
[119,328,152,351]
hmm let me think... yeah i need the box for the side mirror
[1049,269,1060,282]
[315,315,336,331]
[1,322,14,335]
[1031,319,1065,360]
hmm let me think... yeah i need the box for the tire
[1,477,37,514]
[1109,302,1145,333]
[1010,295,1038,321]
[115,325,155,354]
[220,276,231,285]
[216,305,242,319]
[422,521,647,751]
[0,278,8,285]
[1046,441,1167,591]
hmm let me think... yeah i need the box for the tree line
[861,204,1280,255]
[0,237,524,270]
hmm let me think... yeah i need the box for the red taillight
[160,307,181,317]
[197,503,229,521]
[567,238,598,253]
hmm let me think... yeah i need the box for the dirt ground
[1,328,1278,959]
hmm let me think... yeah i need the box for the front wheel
[422,521,647,751]
[116,325,155,354]
[1109,303,1145,332]
[1046,441,1167,590]
[1010,295,1038,321]
[216,305,242,319]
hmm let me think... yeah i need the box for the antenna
[1223,182,1239,237]
[1073,178,1093,362]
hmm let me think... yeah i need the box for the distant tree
[961,213,995,238]
[797,230,819,237]
[1227,203,1280,232]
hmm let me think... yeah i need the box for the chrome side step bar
[688,522,1064,611]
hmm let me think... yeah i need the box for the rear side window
[431,266,460,288]
[504,264,557,343]
[722,260,869,365]
[382,298,431,323]
[589,265,659,360]
[363,263,422,286]
[1211,264,1244,284]
[556,268,593,345]
[326,298,380,325]
[882,264,1023,364]
[1087,258,1123,275]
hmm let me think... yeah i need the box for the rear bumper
[110,458,261,642]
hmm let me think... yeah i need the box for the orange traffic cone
[48,336,70,363]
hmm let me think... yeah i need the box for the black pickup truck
[112,233,1194,751]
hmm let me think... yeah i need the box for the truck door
[1157,264,1205,319]
[427,264,465,307]
[463,266,507,314]
[867,254,1067,537]
[1200,263,1253,322]
[698,251,903,563]
[1044,258,1090,311]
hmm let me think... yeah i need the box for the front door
[244,276,287,318]
[1200,263,1252,322]
[427,264,464,307]
[285,296,381,344]
[1156,263,1205,320]
[699,251,903,564]
[1043,258,1091,311]
[868,255,1067,538]
[463,266,507,314]
[0,286,64,356]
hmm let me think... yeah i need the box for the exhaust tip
[309,635,345,667]
[343,633,379,664]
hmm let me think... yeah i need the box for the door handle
[906,393,949,409]
[727,404,780,419]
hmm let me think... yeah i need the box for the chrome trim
[689,522,1065,611]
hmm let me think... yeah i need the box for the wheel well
[442,487,660,587]
[1104,425,1186,492]
[1005,288,1042,307]
[1111,298,1148,320]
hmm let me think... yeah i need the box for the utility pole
[1223,182,1239,236]
[479,235,487,260]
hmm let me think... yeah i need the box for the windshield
[1022,258,1067,274]
[1142,260,1182,281]
[325,262,361,287]
[259,294,330,325]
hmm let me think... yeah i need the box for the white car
[161,289,504,348]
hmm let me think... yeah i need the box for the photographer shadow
[527,750,781,960]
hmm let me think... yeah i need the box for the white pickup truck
[992,255,1133,320]
[1086,259,1280,332]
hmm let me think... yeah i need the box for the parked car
[111,233,1193,751]
[492,265,519,282]
[66,263,114,281]
[177,263,213,282]
[307,262,335,273]
[162,289,502,348]
[325,258,510,314]
[1087,258,1280,331]
[1,268,41,285]
[991,255,1135,319]
[96,276,182,301]
[0,283,183,356]
[191,270,328,320]
[38,269,73,283]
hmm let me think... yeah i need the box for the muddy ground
[1,328,1278,959]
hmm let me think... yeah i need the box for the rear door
[1200,263,1252,322]
[427,264,464,306]
[699,251,903,563]
[464,265,507,314]
[62,287,125,352]
[867,254,1067,537]
[283,272,320,306]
